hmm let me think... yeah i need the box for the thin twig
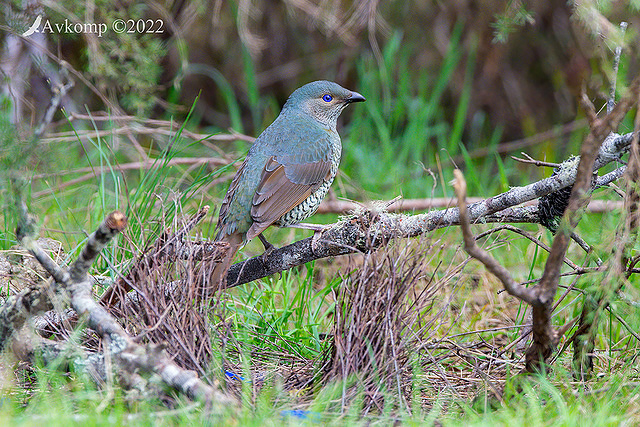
[607,22,628,114]
[511,152,561,168]
[474,224,579,270]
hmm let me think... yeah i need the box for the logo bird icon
[22,15,42,37]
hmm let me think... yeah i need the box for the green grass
[225,265,338,358]
[3,367,640,425]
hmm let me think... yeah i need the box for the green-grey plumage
[214,81,364,269]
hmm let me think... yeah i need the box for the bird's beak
[345,91,366,103]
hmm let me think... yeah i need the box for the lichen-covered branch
[11,329,108,386]
[0,280,54,352]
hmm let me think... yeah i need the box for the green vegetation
[1,0,640,425]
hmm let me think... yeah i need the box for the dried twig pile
[103,207,225,374]
[0,191,234,408]
[323,238,447,414]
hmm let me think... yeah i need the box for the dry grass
[316,234,449,414]
[103,218,535,413]
[105,209,227,375]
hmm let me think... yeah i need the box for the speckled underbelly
[275,178,333,226]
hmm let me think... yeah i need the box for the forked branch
[452,76,640,371]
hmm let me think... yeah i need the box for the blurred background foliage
[1,3,640,420]
[3,0,637,134]
[0,0,639,242]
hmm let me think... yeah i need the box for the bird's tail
[210,232,243,287]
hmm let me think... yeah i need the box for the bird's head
[283,80,365,128]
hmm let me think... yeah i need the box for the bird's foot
[286,223,329,256]
[258,234,275,264]
[310,225,332,256]
[286,222,329,232]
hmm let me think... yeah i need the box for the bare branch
[32,158,236,199]
[474,224,579,270]
[451,120,586,164]
[511,153,560,168]
[607,22,628,114]
[316,197,485,215]
[69,212,127,282]
[528,75,640,370]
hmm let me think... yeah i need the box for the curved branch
[453,170,537,304]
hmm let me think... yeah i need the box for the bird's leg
[258,233,275,263]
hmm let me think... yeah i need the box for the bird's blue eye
[322,94,333,102]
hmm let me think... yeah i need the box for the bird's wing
[246,155,331,240]
[215,159,248,238]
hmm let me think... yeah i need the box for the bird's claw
[258,234,275,265]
